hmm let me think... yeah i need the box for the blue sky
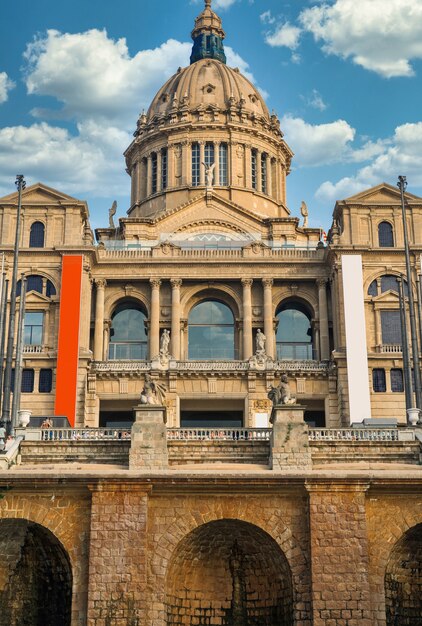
[1,0,422,230]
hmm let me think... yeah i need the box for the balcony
[91,359,330,374]
[378,344,402,353]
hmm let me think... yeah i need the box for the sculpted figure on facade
[268,374,296,407]
[203,161,216,189]
[255,329,266,355]
[140,373,166,405]
[300,201,308,228]
[108,200,117,229]
[160,329,171,358]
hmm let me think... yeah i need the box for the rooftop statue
[108,200,117,229]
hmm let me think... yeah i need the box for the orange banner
[54,255,83,426]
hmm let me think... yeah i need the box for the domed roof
[147,58,270,123]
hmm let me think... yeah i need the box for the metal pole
[417,274,422,363]
[398,277,413,412]
[2,175,25,435]
[11,276,26,435]
[397,176,422,409]
[0,279,9,406]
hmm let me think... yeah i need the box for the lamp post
[2,175,25,435]
[11,275,27,435]
[397,176,422,411]
[398,276,413,411]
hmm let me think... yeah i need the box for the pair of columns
[241,278,274,359]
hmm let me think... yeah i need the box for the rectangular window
[24,312,44,345]
[381,310,402,345]
[161,148,168,190]
[219,143,228,186]
[391,368,404,393]
[373,368,386,392]
[21,369,35,393]
[151,153,158,194]
[39,369,53,393]
[205,142,215,169]
[261,154,267,194]
[251,149,257,189]
[192,143,200,186]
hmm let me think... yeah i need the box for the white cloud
[282,115,355,166]
[300,0,422,77]
[24,30,192,127]
[265,22,301,49]
[260,10,275,25]
[0,121,130,198]
[0,72,15,104]
[316,121,422,202]
[213,0,238,7]
[306,89,327,111]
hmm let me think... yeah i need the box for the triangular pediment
[150,191,269,237]
[22,290,52,304]
[342,183,422,205]
[372,290,400,303]
[0,182,84,205]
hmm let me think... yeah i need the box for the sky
[0,0,422,231]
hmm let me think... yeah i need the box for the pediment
[342,183,421,205]
[372,290,400,303]
[0,182,83,205]
[22,290,52,304]
[151,191,269,238]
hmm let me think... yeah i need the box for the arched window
[151,152,158,194]
[16,275,56,297]
[276,303,313,360]
[109,303,148,360]
[261,154,267,194]
[251,149,257,189]
[29,221,45,248]
[192,142,200,186]
[219,143,228,185]
[368,275,407,297]
[205,142,214,171]
[378,221,394,247]
[188,300,235,360]
[161,148,168,190]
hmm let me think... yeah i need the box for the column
[267,157,273,198]
[146,155,152,197]
[149,279,161,359]
[262,279,274,358]
[168,144,175,188]
[214,142,220,186]
[306,482,373,626]
[199,142,205,186]
[170,279,182,360]
[103,320,111,361]
[318,279,330,361]
[93,279,106,361]
[374,308,382,348]
[329,274,339,351]
[245,145,252,188]
[242,278,253,359]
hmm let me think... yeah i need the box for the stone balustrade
[91,359,330,374]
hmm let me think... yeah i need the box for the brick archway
[385,523,422,625]
[0,519,72,626]
[147,495,311,624]
[165,519,294,626]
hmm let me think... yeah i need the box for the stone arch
[0,518,72,626]
[274,292,316,320]
[181,284,241,319]
[147,498,310,625]
[104,290,150,320]
[0,493,90,626]
[165,519,293,626]
[385,523,422,625]
[364,269,403,294]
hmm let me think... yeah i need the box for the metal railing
[40,428,131,442]
[309,428,400,442]
[167,428,272,441]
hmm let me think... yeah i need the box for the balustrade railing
[40,428,131,442]
[309,428,400,442]
[379,344,402,353]
[166,428,272,441]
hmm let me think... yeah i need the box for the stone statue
[140,373,166,405]
[300,201,308,228]
[202,162,216,188]
[109,200,117,229]
[267,374,296,407]
[256,329,266,354]
[160,329,170,357]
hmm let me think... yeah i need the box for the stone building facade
[0,2,421,625]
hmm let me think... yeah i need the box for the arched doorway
[165,519,293,626]
[0,519,72,626]
[385,523,422,625]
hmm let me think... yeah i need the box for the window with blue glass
[188,300,235,360]
[151,152,158,194]
[251,149,257,189]
[381,310,402,345]
[276,304,314,360]
[29,221,45,248]
[10,368,34,393]
[373,368,386,392]
[24,312,44,345]
[261,153,267,194]
[368,275,407,297]
[192,143,200,186]
[39,369,53,393]
[17,275,56,297]
[161,148,168,190]
[219,143,228,185]
[109,303,148,360]
[378,221,394,247]
[391,369,404,393]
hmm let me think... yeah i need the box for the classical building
[0,2,421,625]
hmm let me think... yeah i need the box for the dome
[146,58,270,124]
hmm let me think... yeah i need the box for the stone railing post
[270,405,311,470]
[129,404,168,469]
